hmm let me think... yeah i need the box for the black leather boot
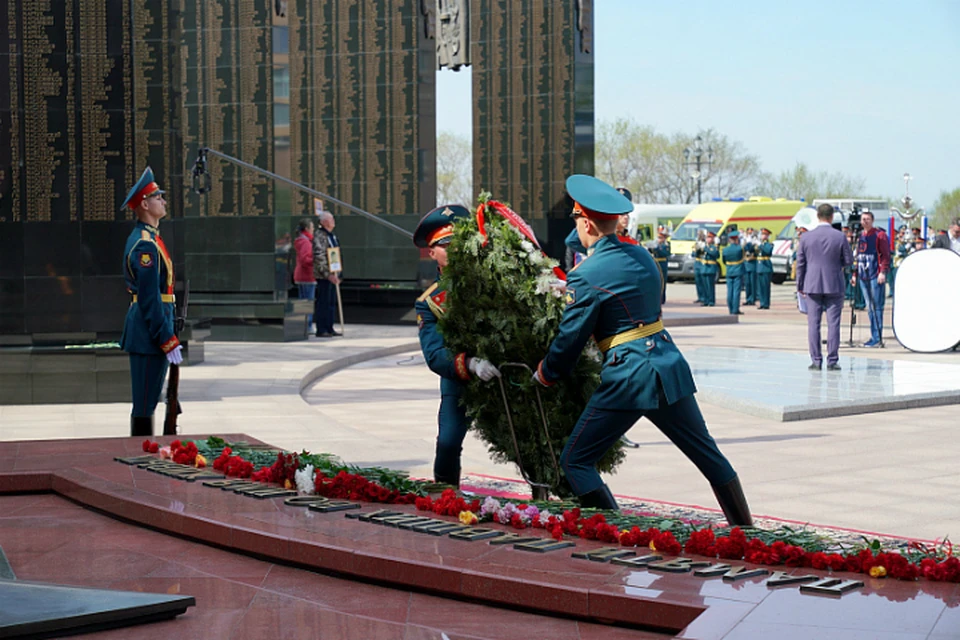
[577,484,618,510]
[130,416,154,437]
[712,475,753,527]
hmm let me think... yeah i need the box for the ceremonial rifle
[163,280,189,435]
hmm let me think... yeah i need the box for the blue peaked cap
[413,204,471,248]
[566,175,633,218]
[121,166,165,210]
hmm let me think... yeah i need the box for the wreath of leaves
[437,200,624,497]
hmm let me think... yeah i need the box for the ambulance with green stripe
[666,197,805,280]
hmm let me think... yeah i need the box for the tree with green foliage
[754,162,868,204]
[930,188,960,230]
[596,119,761,203]
[437,200,624,498]
[436,131,473,206]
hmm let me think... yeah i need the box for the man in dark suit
[796,204,853,370]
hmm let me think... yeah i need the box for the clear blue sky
[436,0,959,208]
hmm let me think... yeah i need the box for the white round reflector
[892,248,960,352]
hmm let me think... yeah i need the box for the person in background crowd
[120,167,180,437]
[890,226,909,299]
[796,204,853,371]
[722,229,744,315]
[852,210,890,348]
[652,229,671,304]
[293,218,316,332]
[701,230,720,307]
[694,229,707,306]
[755,227,774,309]
[742,227,758,306]
[931,219,960,254]
[312,211,341,338]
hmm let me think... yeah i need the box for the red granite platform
[1,435,958,639]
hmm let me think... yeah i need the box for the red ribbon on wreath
[476,201,566,281]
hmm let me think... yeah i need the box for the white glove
[166,345,183,365]
[548,279,567,293]
[467,357,500,381]
[532,369,548,387]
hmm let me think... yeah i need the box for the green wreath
[438,198,625,499]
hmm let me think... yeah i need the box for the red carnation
[148,442,159,454]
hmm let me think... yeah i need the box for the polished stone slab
[688,347,960,421]
[3,436,959,639]
[0,581,194,638]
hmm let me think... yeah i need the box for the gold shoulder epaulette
[417,282,439,302]
[141,229,151,240]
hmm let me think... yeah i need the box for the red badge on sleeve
[139,252,154,267]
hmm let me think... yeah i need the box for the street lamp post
[683,135,714,204]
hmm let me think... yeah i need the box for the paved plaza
[3,281,958,544]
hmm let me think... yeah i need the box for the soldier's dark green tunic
[120,221,178,418]
[652,239,670,303]
[743,241,757,304]
[722,242,744,315]
[416,280,471,486]
[702,243,719,306]
[536,234,737,496]
[756,239,773,309]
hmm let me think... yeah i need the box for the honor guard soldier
[722,229,744,315]
[120,167,181,437]
[756,227,774,309]
[413,205,500,487]
[652,229,671,303]
[532,175,751,524]
[742,227,758,305]
[702,230,720,306]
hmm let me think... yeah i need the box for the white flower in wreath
[295,464,316,495]
[520,240,535,254]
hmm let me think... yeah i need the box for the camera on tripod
[847,204,863,233]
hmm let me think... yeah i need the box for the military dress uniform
[413,205,482,487]
[120,168,179,437]
[652,233,670,303]
[702,233,720,307]
[722,231,744,315]
[533,175,751,525]
[756,229,774,309]
[693,242,706,305]
[742,235,758,305]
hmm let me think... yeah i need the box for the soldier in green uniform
[722,229,744,315]
[652,229,671,304]
[532,174,752,525]
[120,167,181,437]
[742,227,758,306]
[693,231,706,305]
[702,231,720,306]
[756,227,774,309]
[413,205,500,487]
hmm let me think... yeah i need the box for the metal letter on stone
[721,566,770,582]
[571,547,637,562]
[800,578,864,597]
[448,527,505,542]
[611,553,663,567]
[766,571,819,588]
[648,558,714,573]
[486,533,541,546]
[514,538,577,554]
